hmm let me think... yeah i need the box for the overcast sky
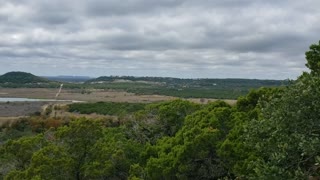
[0,0,319,79]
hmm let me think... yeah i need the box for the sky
[0,0,319,79]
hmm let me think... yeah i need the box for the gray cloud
[0,0,319,79]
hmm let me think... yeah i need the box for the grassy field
[0,88,237,120]
[0,88,237,104]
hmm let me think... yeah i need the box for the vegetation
[86,76,288,99]
[68,102,146,116]
[0,72,287,99]
[43,76,92,83]
[306,40,320,75]
[0,41,320,179]
[0,72,50,84]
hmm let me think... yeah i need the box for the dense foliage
[306,40,320,75]
[0,41,320,179]
[0,72,50,84]
[68,102,146,116]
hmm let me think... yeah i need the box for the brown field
[0,88,236,117]
[0,88,237,104]
[0,101,48,117]
[0,88,175,103]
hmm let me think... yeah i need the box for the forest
[0,41,320,179]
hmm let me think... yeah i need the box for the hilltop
[0,72,50,84]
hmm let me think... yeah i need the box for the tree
[1,135,47,179]
[127,99,200,144]
[55,118,103,180]
[306,40,320,74]
[84,127,143,180]
[236,73,320,179]
[144,101,234,179]
[2,135,46,171]
[218,88,284,178]
[22,145,73,180]
[1,118,144,179]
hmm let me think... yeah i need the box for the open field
[0,88,237,104]
[0,88,174,103]
[0,88,236,117]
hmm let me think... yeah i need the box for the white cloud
[0,0,318,79]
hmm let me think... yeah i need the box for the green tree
[144,101,234,179]
[306,40,320,74]
[2,135,46,171]
[127,99,200,144]
[22,145,73,180]
[1,118,144,180]
[55,118,103,180]
[84,127,143,180]
[218,87,284,178]
[1,135,47,179]
[236,73,320,179]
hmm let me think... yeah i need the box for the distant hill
[0,72,50,84]
[0,73,290,99]
[84,76,290,99]
[86,75,288,88]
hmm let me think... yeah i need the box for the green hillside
[86,76,288,89]
[86,76,289,99]
[0,72,288,99]
[0,71,50,84]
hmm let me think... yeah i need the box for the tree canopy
[306,41,320,75]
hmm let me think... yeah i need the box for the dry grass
[0,117,24,127]
[0,88,237,119]
[0,88,237,104]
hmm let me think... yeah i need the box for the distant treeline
[87,75,288,87]
[0,71,289,99]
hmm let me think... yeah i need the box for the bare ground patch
[0,102,49,117]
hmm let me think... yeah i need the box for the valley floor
[0,88,236,104]
[0,88,236,122]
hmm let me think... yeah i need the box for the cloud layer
[0,0,319,79]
